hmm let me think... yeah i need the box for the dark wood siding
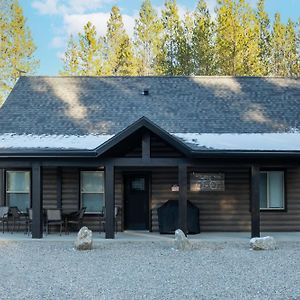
[151,135,182,157]
[42,168,57,209]
[62,168,79,212]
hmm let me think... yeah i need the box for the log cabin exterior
[0,76,300,238]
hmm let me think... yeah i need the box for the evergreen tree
[270,13,286,76]
[284,19,299,76]
[0,0,38,104]
[192,0,215,75]
[256,0,271,75]
[60,35,80,75]
[215,0,262,75]
[134,0,162,75]
[104,6,138,75]
[157,0,184,75]
[78,22,103,75]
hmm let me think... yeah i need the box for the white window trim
[260,171,285,211]
[80,170,105,214]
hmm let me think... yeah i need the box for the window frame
[260,170,286,211]
[80,170,105,214]
[5,169,31,212]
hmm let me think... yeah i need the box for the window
[80,171,104,213]
[6,171,30,212]
[260,171,285,210]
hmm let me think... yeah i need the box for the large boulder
[174,229,192,251]
[75,227,93,250]
[250,236,276,250]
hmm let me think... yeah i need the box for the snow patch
[173,133,300,151]
[0,134,113,150]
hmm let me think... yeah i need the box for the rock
[75,227,93,250]
[174,229,192,250]
[250,236,276,250]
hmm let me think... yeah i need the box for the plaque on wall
[190,173,225,192]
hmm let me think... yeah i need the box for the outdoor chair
[0,206,9,233]
[65,207,86,233]
[46,209,64,236]
[9,206,28,233]
[26,208,33,236]
[99,206,121,234]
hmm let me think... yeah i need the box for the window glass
[260,171,284,210]
[81,171,104,213]
[269,172,284,208]
[131,178,145,191]
[6,171,31,212]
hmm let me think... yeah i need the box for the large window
[6,171,30,212]
[80,171,104,213]
[260,171,285,210]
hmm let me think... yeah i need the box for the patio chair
[9,206,28,233]
[65,207,86,233]
[0,206,9,233]
[46,209,64,236]
[99,206,121,234]
[26,208,33,236]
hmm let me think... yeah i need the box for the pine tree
[215,0,262,75]
[270,13,286,76]
[256,0,271,75]
[78,21,103,75]
[157,0,184,75]
[104,6,138,75]
[0,0,38,104]
[284,19,299,76]
[192,0,215,75]
[60,35,80,75]
[134,0,162,75]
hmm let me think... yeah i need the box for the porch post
[105,163,115,239]
[32,162,43,239]
[251,164,260,238]
[178,164,188,235]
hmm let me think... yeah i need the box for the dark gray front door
[124,175,149,230]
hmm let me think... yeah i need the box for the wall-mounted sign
[190,173,225,192]
[171,184,179,192]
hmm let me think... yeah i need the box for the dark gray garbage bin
[157,200,200,234]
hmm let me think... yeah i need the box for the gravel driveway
[0,240,299,300]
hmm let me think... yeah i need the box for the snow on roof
[0,134,113,150]
[173,133,300,151]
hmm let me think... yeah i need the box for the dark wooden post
[105,163,115,239]
[142,132,150,160]
[32,162,43,239]
[0,169,5,206]
[56,167,62,209]
[251,164,260,238]
[178,164,188,235]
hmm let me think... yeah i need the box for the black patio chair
[46,209,64,236]
[0,206,9,233]
[65,207,86,233]
[9,206,28,233]
[26,208,33,236]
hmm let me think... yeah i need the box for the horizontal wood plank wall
[151,167,251,232]
[151,135,182,157]
[62,168,79,212]
[151,168,178,231]
[261,167,300,231]
[188,167,251,232]
[42,168,57,209]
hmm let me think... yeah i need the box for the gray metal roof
[0,76,299,136]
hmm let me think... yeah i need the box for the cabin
[0,76,300,239]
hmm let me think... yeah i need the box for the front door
[124,174,149,230]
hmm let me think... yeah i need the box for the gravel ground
[0,240,299,300]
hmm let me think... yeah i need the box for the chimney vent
[142,89,149,96]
